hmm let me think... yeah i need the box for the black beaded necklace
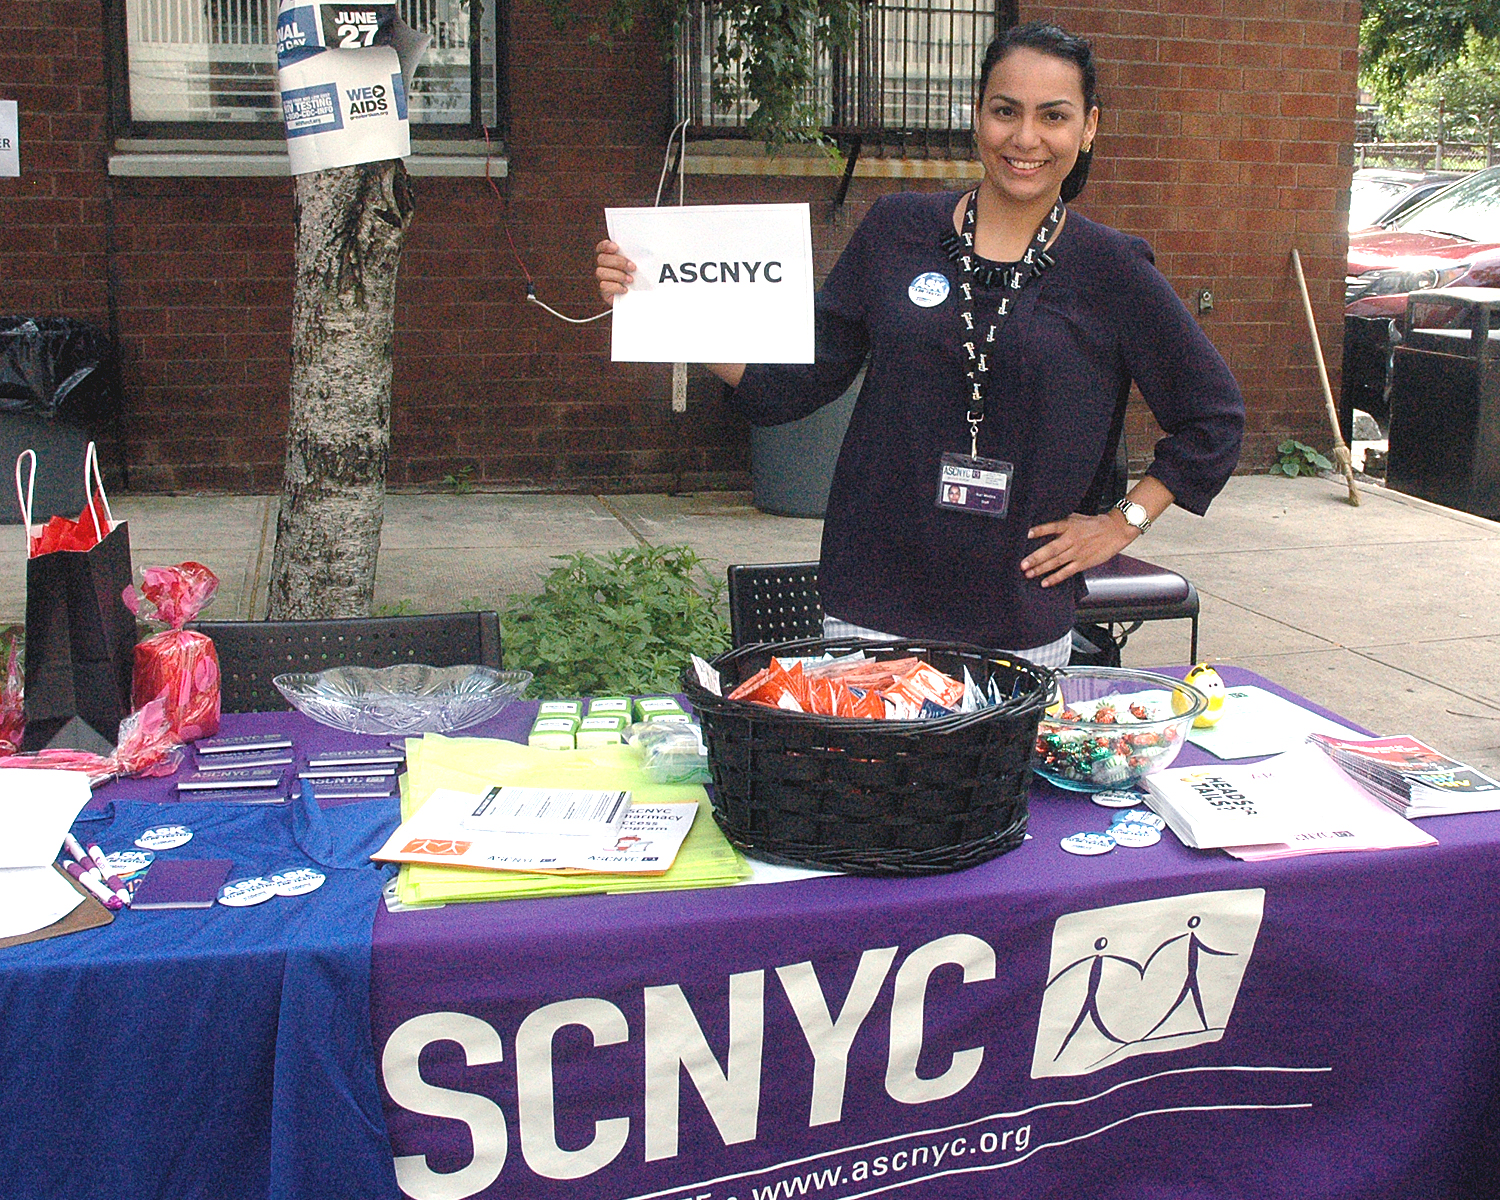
[937,188,1063,454]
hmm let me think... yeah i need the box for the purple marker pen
[86,842,133,907]
[62,860,124,911]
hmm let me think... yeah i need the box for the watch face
[1118,500,1149,529]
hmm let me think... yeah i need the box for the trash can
[1386,288,1500,519]
[750,370,862,518]
[0,317,115,524]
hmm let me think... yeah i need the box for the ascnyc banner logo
[657,261,784,285]
[383,933,996,1196]
[1032,888,1265,1079]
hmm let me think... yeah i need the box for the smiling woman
[594,21,1245,669]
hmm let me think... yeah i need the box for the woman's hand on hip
[1020,512,1136,588]
[595,239,635,305]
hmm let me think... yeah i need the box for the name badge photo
[936,452,1013,518]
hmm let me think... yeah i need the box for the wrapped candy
[0,695,184,785]
[121,562,222,742]
[0,635,23,755]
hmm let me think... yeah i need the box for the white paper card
[0,100,18,178]
[0,865,85,940]
[373,788,697,873]
[607,203,815,363]
[1187,685,1363,760]
[279,45,410,174]
[0,769,93,869]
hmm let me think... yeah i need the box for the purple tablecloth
[370,669,1500,1200]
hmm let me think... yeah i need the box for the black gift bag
[16,444,136,751]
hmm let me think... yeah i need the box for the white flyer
[1187,685,1363,760]
[606,203,815,363]
[372,787,698,874]
[0,769,93,869]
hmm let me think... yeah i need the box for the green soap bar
[588,697,631,716]
[537,700,584,719]
[579,714,627,732]
[530,716,579,733]
[528,729,576,750]
[576,727,624,747]
[634,696,687,721]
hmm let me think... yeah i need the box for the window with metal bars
[675,0,1012,152]
[107,0,502,137]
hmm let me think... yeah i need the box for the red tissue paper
[122,561,222,742]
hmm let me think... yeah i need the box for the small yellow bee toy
[1174,663,1227,729]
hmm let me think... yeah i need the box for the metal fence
[1355,142,1498,172]
[675,0,1002,151]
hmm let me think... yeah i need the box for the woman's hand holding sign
[594,239,634,305]
[594,238,746,387]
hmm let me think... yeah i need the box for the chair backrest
[188,611,504,713]
[726,563,824,647]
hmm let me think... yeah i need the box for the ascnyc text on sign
[382,933,995,1195]
[657,261,784,284]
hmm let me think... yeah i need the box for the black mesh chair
[188,611,504,713]
[726,557,1198,662]
[726,563,825,646]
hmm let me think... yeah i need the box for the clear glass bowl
[273,664,533,735]
[1032,666,1207,792]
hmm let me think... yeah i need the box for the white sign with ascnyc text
[606,203,815,363]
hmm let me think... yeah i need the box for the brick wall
[1029,0,1359,473]
[0,0,1357,494]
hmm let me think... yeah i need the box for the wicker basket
[681,638,1054,876]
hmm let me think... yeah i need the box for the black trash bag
[0,317,115,423]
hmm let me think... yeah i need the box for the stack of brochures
[381,732,749,906]
[1143,744,1437,860]
[1307,733,1500,818]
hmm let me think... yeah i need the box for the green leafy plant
[538,0,859,147]
[503,545,730,700]
[1269,439,1334,477]
[442,465,476,495]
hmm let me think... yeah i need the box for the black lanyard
[940,190,1063,454]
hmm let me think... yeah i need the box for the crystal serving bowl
[273,663,533,735]
[1032,666,1207,792]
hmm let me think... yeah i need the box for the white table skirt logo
[1031,888,1265,1079]
[908,272,950,307]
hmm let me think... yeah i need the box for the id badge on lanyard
[934,190,1061,520]
[936,451,1013,517]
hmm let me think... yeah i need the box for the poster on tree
[274,1,430,175]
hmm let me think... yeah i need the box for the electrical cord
[489,118,690,325]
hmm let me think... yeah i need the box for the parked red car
[1342,165,1500,434]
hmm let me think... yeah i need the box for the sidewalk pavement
[2,473,1496,774]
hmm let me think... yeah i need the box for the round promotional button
[1109,809,1165,831]
[103,849,155,878]
[1092,790,1149,809]
[218,877,277,907]
[907,271,951,307]
[269,867,326,897]
[135,825,193,851]
[1061,831,1116,856]
[1110,821,1162,849]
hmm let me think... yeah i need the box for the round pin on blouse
[269,867,326,897]
[1061,831,1116,856]
[218,877,277,907]
[1092,790,1149,809]
[135,825,193,851]
[908,271,950,307]
[1110,821,1162,849]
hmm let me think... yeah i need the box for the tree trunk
[267,159,414,619]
